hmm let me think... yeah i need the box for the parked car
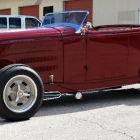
[0,15,41,31]
[0,10,140,121]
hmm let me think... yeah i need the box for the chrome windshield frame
[41,10,89,33]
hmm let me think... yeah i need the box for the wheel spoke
[15,80,22,85]
[23,93,30,97]
[15,96,19,103]
[17,84,21,92]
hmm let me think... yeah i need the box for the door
[20,5,39,18]
[0,9,11,15]
[65,0,93,22]
[86,29,129,81]
[62,29,87,83]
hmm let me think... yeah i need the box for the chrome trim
[43,91,62,101]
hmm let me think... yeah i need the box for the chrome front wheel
[0,65,43,121]
[3,75,37,113]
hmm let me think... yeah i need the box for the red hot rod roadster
[0,10,140,121]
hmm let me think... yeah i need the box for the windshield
[41,11,89,32]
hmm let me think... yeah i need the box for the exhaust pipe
[43,91,83,101]
[75,92,82,99]
[43,91,62,100]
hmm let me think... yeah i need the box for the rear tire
[0,65,43,121]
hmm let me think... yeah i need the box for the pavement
[0,84,140,140]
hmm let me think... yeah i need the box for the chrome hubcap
[3,75,37,113]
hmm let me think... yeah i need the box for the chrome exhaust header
[43,91,62,101]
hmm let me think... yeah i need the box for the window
[0,17,7,28]
[25,18,41,28]
[43,6,53,16]
[9,18,21,29]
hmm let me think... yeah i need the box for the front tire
[0,65,43,121]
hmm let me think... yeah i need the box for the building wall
[93,0,140,26]
[39,0,66,20]
[0,0,66,20]
[0,0,37,15]
[0,0,93,21]
[0,0,140,25]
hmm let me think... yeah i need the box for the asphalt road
[0,84,140,140]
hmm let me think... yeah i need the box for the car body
[0,15,41,31]
[0,10,140,121]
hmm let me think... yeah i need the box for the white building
[0,0,140,26]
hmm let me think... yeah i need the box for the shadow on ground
[36,88,140,117]
[0,88,140,123]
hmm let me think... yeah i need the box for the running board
[43,91,62,100]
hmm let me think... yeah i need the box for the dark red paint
[0,25,140,92]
